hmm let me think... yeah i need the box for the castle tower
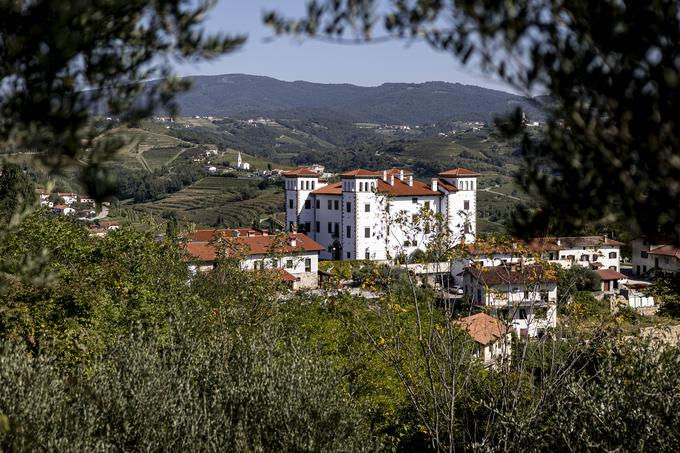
[282,168,321,235]
[236,151,242,169]
[339,169,382,260]
[438,168,479,244]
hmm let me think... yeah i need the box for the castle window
[412,197,418,204]
[346,202,352,213]
[316,199,320,209]
[304,200,311,209]
[346,225,351,238]
[289,199,293,209]
[464,200,470,210]
[364,204,370,212]
[328,200,332,210]
[311,181,315,190]
[364,227,370,238]
[609,252,617,259]
[328,222,332,233]
[359,182,364,191]
[315,221,320,232]
[334,200,339,210]
[365,249,370,260]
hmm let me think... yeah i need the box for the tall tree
[0,163,36,225]
[265,0,680,241]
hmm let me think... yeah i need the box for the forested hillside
[170,74,545,123]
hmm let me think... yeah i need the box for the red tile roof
[187,229,263,242]
[311,178,440,196]
[595,269,627,280]
[439,168,480,177]
[186,233,324,261]
[311,182,342,195]
[340,169,381,178]
[436,178,458,192]
[466,264,558,285]
[528,236,624,249]
[385,168,414,176]
[282,168,320,176]
[648,245,680,259]
[377,178,439,197]
[453,313,512,346]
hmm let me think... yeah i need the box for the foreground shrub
[0,328,382,452]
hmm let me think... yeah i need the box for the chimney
[289,237,297,247]
[603,234,608,244]
[556,238,561,246]
[431,178,438,191]
[399,169,404,181]
[389,175,395,186]
[382,170,388,181]
[407,175,413,186]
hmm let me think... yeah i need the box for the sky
[175,0,514,93]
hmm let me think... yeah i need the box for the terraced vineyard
[133,176,284,227]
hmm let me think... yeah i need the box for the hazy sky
[175,0,513,92]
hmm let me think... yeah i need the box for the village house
[450,235,623,285]
[58,192,78,205]
[453,313,513,367]
[595,268,627,293]
[631,236,680,276]
[532,236,623,271]
[463,264,558,338]
[52,204,75,216]
[185,229,323,289]
[284,167,478,261]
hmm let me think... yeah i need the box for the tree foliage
[266,0,680,240]
[0,0,244,198]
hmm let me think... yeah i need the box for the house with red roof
[631,236,680,276]
[454,313,513,367]
[463,264,558,338]
[185,231,324,289]
[283,167,479,261]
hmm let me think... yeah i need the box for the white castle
[284,167,478,261]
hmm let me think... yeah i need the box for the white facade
[463,265,558,338]
[632,238,680,275]
[236,151,250,171]
[284,168,478,261]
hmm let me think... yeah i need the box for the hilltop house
[185,229,323,289]
[631,237,680,275]
[52,204,75,216]
[463,264,558,338]
[453,313,513,367]
[284,167,478,261]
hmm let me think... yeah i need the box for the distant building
[185,230,323,289]
[236,151,250,171]
[284,167,478,261]
[463,264,558,338]
[631,236,680,275]
[450,236,623,285]
[453,313,513,367]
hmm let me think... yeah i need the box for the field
[132,176,284,228]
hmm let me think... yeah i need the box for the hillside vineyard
[284,167,478,261]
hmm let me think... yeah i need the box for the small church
[236,151,250,171]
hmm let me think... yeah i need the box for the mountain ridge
[173,73,543,124]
